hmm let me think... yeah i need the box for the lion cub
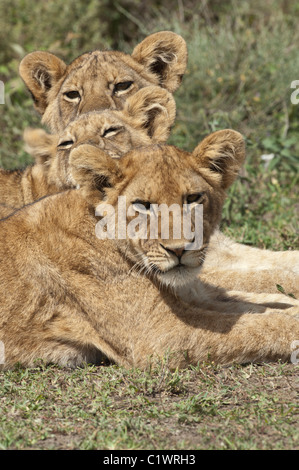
[0,86,175,215]
[18,31,299,294]
[0,129,298,370]
[19,31,187,133]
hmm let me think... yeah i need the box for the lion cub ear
[193,129,246,189]
[19,52,67,114]
[23,128,58,165]
[69,144,121,195]
[131,31,188,93]
[122,86,176,143]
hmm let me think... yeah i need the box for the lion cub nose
[160,244,185,260]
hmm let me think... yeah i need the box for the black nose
[160,244,185,261]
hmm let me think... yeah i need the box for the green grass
[0,0,298,450]
[1,361,298,450]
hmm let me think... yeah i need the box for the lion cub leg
[198,267,299,298]
[224,291,299,317]
[205,230,299,274]
[177,279,299,315]
[187,309,299,365]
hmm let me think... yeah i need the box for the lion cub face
[19,32,187,133]
[24,87,176,189]
[70,130,245,287]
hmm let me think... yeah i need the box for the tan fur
[18,31,298,296]
[19,31,187,133]
[195,135,299,294]
[201,230,299,296]
[0,87,175,215]
[1,130,298,370]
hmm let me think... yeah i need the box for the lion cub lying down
[0,86,175,215]
[20,123,299,300]
[17,31,298,296]
[0,129,298,370]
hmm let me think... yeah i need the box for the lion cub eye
[57,139,74,149]
[102,126,123,138]
[113,81,133,95]
[132,200,151,213]
[63,90,81,102]
[186,193,204,204]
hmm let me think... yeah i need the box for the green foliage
[0,362,298,449]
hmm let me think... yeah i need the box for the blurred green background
[0,0,298,249]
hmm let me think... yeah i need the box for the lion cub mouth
[146,249,207,279]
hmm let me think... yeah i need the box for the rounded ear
[69,144,121,193]
[23,128,58,165]
[193,129,246,189]
[19,51,67,114]
[131,31,188,93]
[122,86,176,143]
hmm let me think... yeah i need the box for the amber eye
[63,90,81,101]
[186,193,204,204]
[113,81,133,94]
[102,126,123,138]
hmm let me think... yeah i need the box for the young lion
[0,86,175,215]
[0,130,298,370]
[19,31,187,133]
[18,32,298,295]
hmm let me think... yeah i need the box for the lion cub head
[24,86,176,190]
[19,32,187,133]
[70,130,245,288]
